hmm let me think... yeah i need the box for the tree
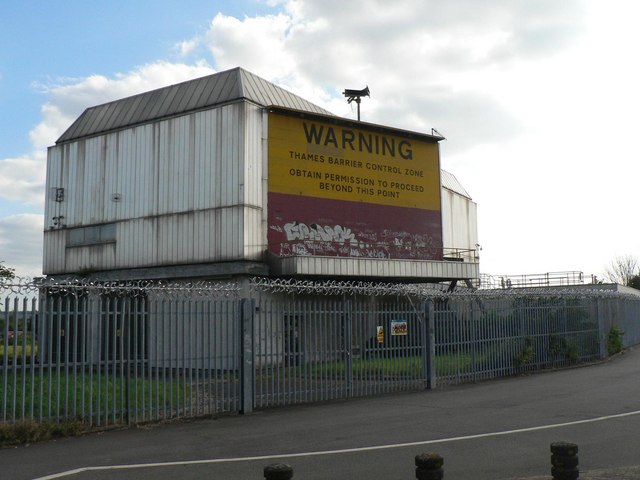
[628,274,640,290]
[605,255,640,286]
[0,261,15,280]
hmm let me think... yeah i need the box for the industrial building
[43,67,478,284]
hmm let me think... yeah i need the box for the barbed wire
[0,276,241,298]
[249,276,638,300]
[249,276,446,297]
[1,275,635,301]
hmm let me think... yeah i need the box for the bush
[607,326,624,355]
[0,418,85,447]
[514,337,535,367]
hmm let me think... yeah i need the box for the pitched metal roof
[56,67,334,144]
[441,169,472,199]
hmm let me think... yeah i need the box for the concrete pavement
[1,347,639,479]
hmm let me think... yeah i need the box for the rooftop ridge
[56,67,333,144]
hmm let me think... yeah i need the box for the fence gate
[251,296,432,410]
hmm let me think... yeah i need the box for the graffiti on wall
[283,222,356,243]
[270,220,439,260]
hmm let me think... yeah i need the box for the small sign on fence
[376,326,385,343]
[391,320,408,336]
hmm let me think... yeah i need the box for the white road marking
[34,409,640,479]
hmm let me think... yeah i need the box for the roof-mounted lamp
[342,86,370,121]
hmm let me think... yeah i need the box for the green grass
[0,344,38,361]
[284,353,473,378]
[0,370,191,425]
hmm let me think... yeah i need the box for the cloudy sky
[1,0,638,280]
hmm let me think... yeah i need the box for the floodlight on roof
[342,86,369,121]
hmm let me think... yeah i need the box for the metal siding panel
[158,214,168,263]
[177,212,187,262]
[179,115,190,212]
[441,189,453,248]
[104,133,118,221]
[221,108,230,207]
[443,189,478,252]
[169,118,179,213]
[193,111,206,211]
[173,117,184,212]
[129,128,139,219]
[44,147,62,223]
[188,115,196,211]
[83,137,99,224]
[120,129,134,219]
[212,109,222,208]
[42,231,65,274]
[51,102,263,272]
[223,208,231,259]
[136,126,151,218]
[151,123,160,217]
[59,144,71,226]
[118,218,129,266]
[233,105,242,206]
[204,110,214,209]
[158,120,172,214]
[245,104,263,207]
[70,142,85,226]
[194,210,202,261]
[244,207,264,259]
[469,201,478,249]
[224,104,238,205]
[183,115,195,211]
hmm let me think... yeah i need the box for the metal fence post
[344,296,353,398]
[425,299,436,389]
[241,298,255,414]
[595,297,607,359]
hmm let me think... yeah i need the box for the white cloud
[177,39,199,57]
[4,0,640,281]
[0,154,46,207]
[0,214,43,278]
[192,0,586,154]
[33,61,215,135]
[206,13,295,80]
[1,61,216,277]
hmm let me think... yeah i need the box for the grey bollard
[264,463,294,480]
[415,452,444,480]
[550,442,579,480]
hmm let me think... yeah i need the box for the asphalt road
[2,347,640,480]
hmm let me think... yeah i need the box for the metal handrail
[480,271,588,289]
[269,241,478,262]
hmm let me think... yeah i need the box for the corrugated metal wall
[441,187,478,252]
[44,101,266,274]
